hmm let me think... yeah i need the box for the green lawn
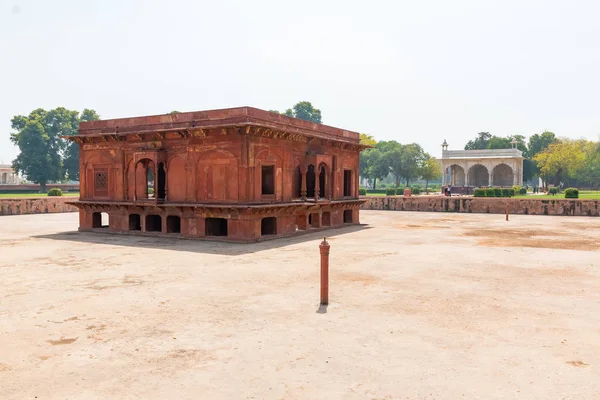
[511,190,600,200]
[0,192,80,198]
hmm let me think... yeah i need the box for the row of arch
[445,163,515,187]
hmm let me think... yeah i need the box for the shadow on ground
[33,224,372,255]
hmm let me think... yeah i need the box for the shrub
[385,188,396,196]
[549,187,558,195]
[564,187,579,198]
[494,188,502,197]
[501,188,509,197]
[519,187,527,195]
[485,188,496,197]
[359,187,367,196]
[47,188,63,196]
[411,186,421,195]
[507,188,515,197]
[148,188,155,195]
[473,188,486,197]
[513,186,522,194]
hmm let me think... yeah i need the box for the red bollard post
[506,203,509,221]
[320,237,330,305]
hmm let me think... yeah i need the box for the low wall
[360,196,600,217]
[0,197,78,216]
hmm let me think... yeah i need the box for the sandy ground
[1,211,599,400]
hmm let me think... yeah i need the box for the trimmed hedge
[564,187,579,198]
[47,188,63,196]
[359,187,367,196]
[473,187,514,197]
[549,187,558,195]
[519,187,527,195]
[474,188,486,197]
[385,188,396,196]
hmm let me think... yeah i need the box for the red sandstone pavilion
[64,107,367,242]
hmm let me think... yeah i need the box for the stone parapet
[360,196,600,217]
[0,197,78,216]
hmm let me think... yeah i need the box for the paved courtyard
[1,210,599,399]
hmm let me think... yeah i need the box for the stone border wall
[0,197,78,216]
[360,196,600,217]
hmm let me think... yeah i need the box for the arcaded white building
[440,140,524,187]
[0,165,20,185]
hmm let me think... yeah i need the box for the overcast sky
[2,0,600,164]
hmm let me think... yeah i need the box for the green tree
[359,133,377,146]
[10,120,62,192]
[533,139,586,187]
[10,108,100,188]
[464,132,492,150]
[360,148,389,189]
[528,131,558,186]
[419,155,442,192]
[400,143,426,186]
[63,109,100,180]
[273,101,322,123]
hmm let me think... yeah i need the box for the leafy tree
[10,120,62,192]
[63,109,100,180]
[464,132,492,150]
[533,139,586,187]
[359,133,377,146]
[360,148,389,189]
[273,101,322,123]
[528,131,558,157]
[169,110,181,114]
[419,155,442,192]
[9,107,100,188]
[400,143,426,185]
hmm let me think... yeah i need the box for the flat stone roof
[442,148,524,160]
[76,106,362,145]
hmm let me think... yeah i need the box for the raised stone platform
[361,196,600,217]
[0,197,78,216]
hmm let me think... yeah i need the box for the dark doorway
[319,166,326,198]
[129,214,141,231]
[206,218,228,236]
[344,170,352,197]
[261,165,275,195]
[293,166,302,198]
[310,213,320,228]
[157,162,166,200]
[306,165,316,197]
[343,210,353,223]
[322,212,331,226]
[166,216,181,233]
[146,215,162,232]
[261,217,277,236]
[92,212,109,228]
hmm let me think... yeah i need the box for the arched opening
[343,170,352,196]
[492,164,514,187]
[145,215,162,232]
[166,215,181,233]
[445,165,465,186]
[306,165,316,198]
[261,165,275,195]
[92,212,109,228]
[343,210,353,223]
[292,166,302,198]
[322,212,331,226]
[157,162,166,200]
[129,214,141,231]
[261,217,277,236]
[205,218,228,236]
[147,167,154,198]
[468,164,489,187]
[319,165,326,198]
[310,213,320,228]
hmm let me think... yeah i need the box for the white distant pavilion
[0,164,20,185]
[440,140,524,187]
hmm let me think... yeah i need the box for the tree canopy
[9,107,100,190]
[270,101,322,123]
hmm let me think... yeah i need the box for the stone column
[314,172,320,202]
[301,166,307,200]
[488,171,493,187]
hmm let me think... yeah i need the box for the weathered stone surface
[0,197,78,216]
[360,196,600,217]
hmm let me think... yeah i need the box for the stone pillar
[301,166,307,200]
[441,162,445,186]
[314,170,320,202]
[488,171,493,187]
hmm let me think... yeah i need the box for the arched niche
[197,150,238,202]
[167,156,186,202]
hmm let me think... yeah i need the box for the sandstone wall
[360,196,600,217]
[0,197,78,216]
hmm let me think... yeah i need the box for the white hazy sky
[2,0,600,164]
